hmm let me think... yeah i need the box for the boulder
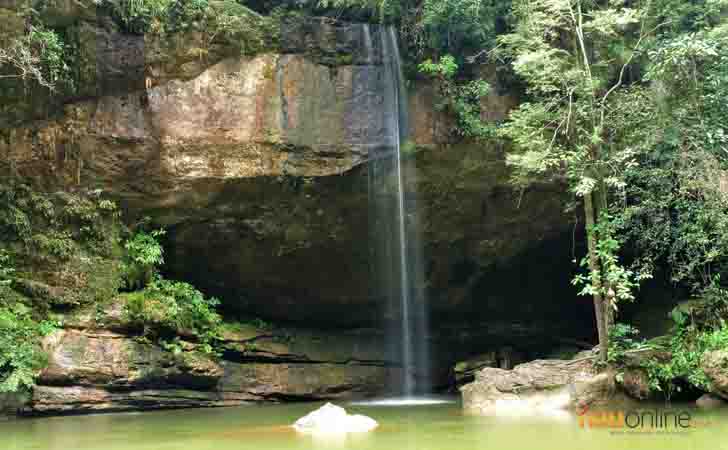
[612,346,671,401]
[454,352,497,386]
[620,368,652,400]
[696,393,726,409]
[293,403,378,434]
[461,358,616,416]
[701,350,728,400]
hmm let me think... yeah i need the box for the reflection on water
[350,396,455,407]
[2,400,728,450]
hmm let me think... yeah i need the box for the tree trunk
[584,191,609,362]
[596,182,615,350]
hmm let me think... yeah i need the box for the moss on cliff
[0,183,124,310]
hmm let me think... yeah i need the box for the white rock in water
[293,403,378,434]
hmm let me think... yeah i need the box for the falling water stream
[367,25,431,399]
[386,27,414,397]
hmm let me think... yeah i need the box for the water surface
[2,400,727,450]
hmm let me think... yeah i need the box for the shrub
[0,304,58,393]
[0,184,124,308]
[104,0,176,34]
[645,322,728,398]
[418,55,493,139]
[0,24,73,91]
[123,276,222,350]
[104,0,280,56]
[0,184,121,257]
[608,323,645,364]
[122,226,166,290]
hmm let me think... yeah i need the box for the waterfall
[365,25,430,397]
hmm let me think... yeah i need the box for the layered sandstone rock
[26,320,402,415]
[461,356,616,415]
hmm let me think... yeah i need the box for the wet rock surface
[460,356,616,415]
[25,319,403,415]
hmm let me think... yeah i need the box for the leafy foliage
[0,23,73,91]
[317,0,404,22]
[0,184,120,255]
[0,255,58,394]
[198,0,282,55]
[607,323,646,364]
[110,0,176,34]
[0,305,56,393]
[617,24,728,296]
[419,0,510,56]
[101,0,282,55]
[119,223,222,352]
[0,184,123,307]
[651,0,728,36]
[418,55,493,139]
[645,323,728,398]
[495,0,655,359]
[670,287,728,330]
[123,223,166,290]
[123,276,223,351]
[317,0,510,57]
[572,214,649,304]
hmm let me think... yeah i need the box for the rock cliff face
[26,304,402,415]
[1,6,595,414]
[1,23,582,325]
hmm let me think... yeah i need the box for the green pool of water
[2,400,727,450]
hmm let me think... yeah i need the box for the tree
[618,14,728,299]
[496,0,659,361]
[0,17,72,92]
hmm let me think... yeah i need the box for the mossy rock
[335,53,353,65]
[0,184,125,310]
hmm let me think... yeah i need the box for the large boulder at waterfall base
[460,358,615,415]
[293,403,378,434]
